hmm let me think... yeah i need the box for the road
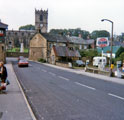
[12,60,124,120]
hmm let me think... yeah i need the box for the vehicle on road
[18,56,24,61]
[75,60,85,67]
[93,57,107,67]
[18,59,29,67]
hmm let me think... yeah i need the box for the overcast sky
[0,0,124,35]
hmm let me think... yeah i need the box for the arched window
[40,15,43,21]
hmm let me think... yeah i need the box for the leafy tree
[116,47,124,58]
[19,24,35,30]
[49,28,90,39]
[119,52,124,61]
[80,49,98,58]
[91,30,110,40]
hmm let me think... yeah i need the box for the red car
[18,59,29,67]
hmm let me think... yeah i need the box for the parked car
[18,59,29,67]
[75,60,85,67]
[18,56,24,61]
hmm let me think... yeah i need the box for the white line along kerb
[49,72,56,76]
[41,69,47,72]
[75,82,96,90]
[108,93,124,101]
[58,76,70,81]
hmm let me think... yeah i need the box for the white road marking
[75,82,96,90]
[58,76,70,81]
[41,69,47,72]
[29,64,32,67]
[108,93,124,101]
[49,72,56,76]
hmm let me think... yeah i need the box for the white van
[93,57,107,67]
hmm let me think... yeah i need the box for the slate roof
[67,36,94,45]
[113,41,122,46]
[53,46,81,57]
[41,33,94,45]
[0,22,8,29]
[42,33,69,43]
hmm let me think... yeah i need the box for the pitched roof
[41,33,94,45]
[0,22,8,29]
[53,46,81,57]
[42,33,69,43]
[67,36,94,45]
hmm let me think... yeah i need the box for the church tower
[35,9,48,33]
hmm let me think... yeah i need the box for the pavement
[0,60,35,120]
[13,60,124,120]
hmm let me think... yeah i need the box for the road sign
[96,37,109,48]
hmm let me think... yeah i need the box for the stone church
[6,8,94,63]
[6,9,48,49]
[28,9,94,62]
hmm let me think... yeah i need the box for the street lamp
[101,19,114,77]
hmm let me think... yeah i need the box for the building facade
[29,32,94,62]
[0,21,8,63]
[35,9,48,33]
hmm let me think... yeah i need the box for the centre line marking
[108,93,124,101]
[49,72,56,76]
[41,69,47,72]
[29,64,32,67]
[58,76,70,81]
[75,82,96,90]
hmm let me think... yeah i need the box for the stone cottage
[50,45,81,65]
[29,32,93,63]
[29,33,47,61]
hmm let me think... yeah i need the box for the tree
[116,47,124,58]
[49,28,90,39]
[19,24,35,30]
[91,30,110,40]
[79,49,98,58]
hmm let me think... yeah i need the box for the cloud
[0,0,124,34]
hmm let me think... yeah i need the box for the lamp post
[101,19,114,77]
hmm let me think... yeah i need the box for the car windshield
[20,59,28,62]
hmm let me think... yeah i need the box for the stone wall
[0,44,6,63]
[6,52,29,58]
[29,33,47,61]
[56,62,70,68]
[6,30,35,48]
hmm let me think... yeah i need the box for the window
[40,15,43,21]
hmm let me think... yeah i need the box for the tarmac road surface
[12,60,124,120]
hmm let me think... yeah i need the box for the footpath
[0,61,36,120]
[42,62,124,85]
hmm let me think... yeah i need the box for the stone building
[29,33,47,61]
[6,30,35,49]
[0,21,8,63]
[50,45,81,65]
[35,9,48,33]
[6,9,48,49]
[29,32,94,62]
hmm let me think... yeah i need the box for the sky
[0,0,124,35]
